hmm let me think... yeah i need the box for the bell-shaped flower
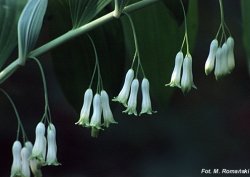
[11,141,22,177]
[205,39,218,75]
[181,55,197,94]
[140,78,156,115]
[31,122,46,165]
[166,51,183,88]
[101,90,117,128]
[123,79,139,115]
[226,37,235,72]
[89,94,102,129]
[46,123,60,166]
[76,88,93,127]
[113,69,134,106]
[21,147,31,177]
[18,0,48,65]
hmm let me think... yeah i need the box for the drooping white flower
[113,69,134,106]
[166,51,183,88]
[25,142,42,177]
[101,90,117,128]
[205,39,218,75]
[226,36,235,72]
[10,141,22,177]
[123,79,139,115]
[214,47,222,80]
[140,78,156,115]
[181,55,197,94]
[46,123,60,166]
[21,147,31,177]
[31,122,46,165]
[76,88,93,127]
[221,42,230,75]
[89,94,102,129]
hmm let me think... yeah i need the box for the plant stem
[0,0,160,85]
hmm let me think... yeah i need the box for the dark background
[0,0,250,177]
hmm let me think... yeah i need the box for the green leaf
[241,0,250,76]
[18,0,48,65]
[0,0,26,69]
[69,0,112,28]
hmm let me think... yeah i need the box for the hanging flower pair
[166,0,196,94]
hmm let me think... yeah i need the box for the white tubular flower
[140,78,156,115]
[90,94,102,129]
[227,36,235,72]
[181,55,197,94]
[31,122,46,165]
[214,47,223,80]
[123,79,139,115]
[26,142,42,177]
[76,88,93,127]
[166,51,183,88]
[46,123,60,166]
[11,141,22,177]
[113,69,134,106]
[215,43,229,80]
[21,147,31,177]
[101,90,117,128]
[221,42,230,75]
[205,39,218,75]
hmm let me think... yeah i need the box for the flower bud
[227,37,235,72]
[113,69,134,106]
[21,147,31,177]
[123,79,139,115]
[205,39,218,75]
[11,141,22,177]
[46,123,60,166]
[76,88,93,127]
[166,51,183,88]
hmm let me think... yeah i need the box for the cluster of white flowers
[10,122,59,177]
[76,89,117,137]
[113,69,156,116]
[166,52,197,94]
[205,37,235,79]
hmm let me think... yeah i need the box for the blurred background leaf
[241,0,250,76]
[0,0,26,69]
[68,0,112,28]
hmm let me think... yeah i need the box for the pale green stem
[180,0,190,55]
[0,0,160,85]
[0,88,27,142]
[31,57,49,123]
